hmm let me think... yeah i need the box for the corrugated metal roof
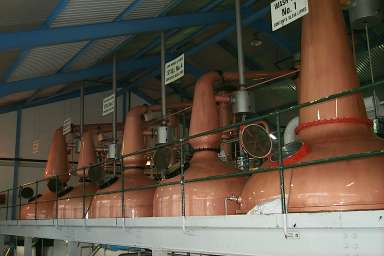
[9,42,87,81]
[66,36,129,71]
[65,0,179,71]
[51,0,136,27]
[123,0,175,20]
[0,0,59,32]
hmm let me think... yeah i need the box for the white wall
[0,91,146,218]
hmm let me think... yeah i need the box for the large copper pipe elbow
[222,70,298,81]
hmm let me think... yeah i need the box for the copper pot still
[241,0,384,213]
[89,106,155,218]
[56,131,98,219]
[153,72,246,217]
[20,128,70,219]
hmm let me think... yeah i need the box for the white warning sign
[271,0,309,31]
[165,54,184,85]
[103,94,115,116]
[63,118,72,135]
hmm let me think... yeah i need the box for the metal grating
[9,42,87,81]
[123,0,175,20]
[356,43,384,83]
[66,36,129,71]
[50,0,136,27]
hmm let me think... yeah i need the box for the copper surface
[90,106,155,218]
[121,106,147,168]
[44,128,70,184]
[89,170,155,218]
[154,72,245,216]
[20,190,57,220]
[77,130,97,177]
[240,0,384,213]
[56,182,98,219]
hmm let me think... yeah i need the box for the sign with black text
[271,0,309,31]
[165,54,184,85]
[63,118,72,135]
[103,94,115,116]
[32,139,40,154]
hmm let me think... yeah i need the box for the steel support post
[24,237,32,256]
[68,241,80,256]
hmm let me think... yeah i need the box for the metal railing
[1,79,384,221]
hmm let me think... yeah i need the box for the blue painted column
[11,108,22,220]
[122,91,127,123]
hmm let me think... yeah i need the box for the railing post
[121,158,125,219]
[18,186,21,220]
[24,237,32,256]
[56,175,59,220]
[5,189,9,221]
[35,181,38,220]
[180,138,186,217]
[276,113,287,214]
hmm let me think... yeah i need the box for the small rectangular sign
[32,139,40,154]
[165,54,184,85]
[271,0,309,31]
[63,118,72,135]
[103,94,115,116]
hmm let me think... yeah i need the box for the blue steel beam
[0,56,159,98]
[130,0,225,60]
[0,82,155,115]
[0,4,269,113]
[121,6,270,94]
[59,0,144,72]
[0,11,246,52]
[253,22,296,54]
[3,0,71,82]
[218,40,262,70]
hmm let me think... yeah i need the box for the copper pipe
[222,70,297,81]
[240,0,384,214]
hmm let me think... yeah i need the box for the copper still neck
[122,106,146,168]
[77,130,97,177]
[298,0,369,142]
[44,128,69,179]
[189,72,223,150]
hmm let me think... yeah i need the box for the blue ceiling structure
[0,0,299,114]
